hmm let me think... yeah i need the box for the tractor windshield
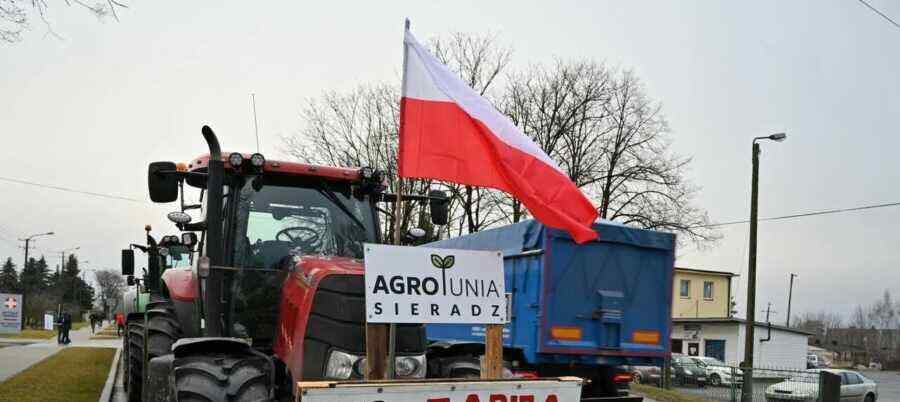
[164,245,192,268]
[232,178,377,269]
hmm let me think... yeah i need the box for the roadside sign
[364,244,507,324]
[0,293,22,334]
[297,378,583,402]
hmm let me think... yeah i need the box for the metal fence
[633,362,823,402]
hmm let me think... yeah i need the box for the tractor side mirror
[428,190,449,225]
[148,161,179,203]
[121,249,135,276]
[126,275,135,286]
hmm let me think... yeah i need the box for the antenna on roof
[250,93,260,152]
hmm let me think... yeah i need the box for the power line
[0,176,143,203]
[697,201,900,228]
[857,0,900,30]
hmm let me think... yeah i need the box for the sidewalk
[0,325,121,382]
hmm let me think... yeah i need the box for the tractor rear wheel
[145,301,182,361]
[126,318,145,402]
[173,352,273,402]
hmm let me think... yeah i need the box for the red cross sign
[4,297,16,310]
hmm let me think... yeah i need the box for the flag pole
[386,17,412,380]
[366,18,411,381]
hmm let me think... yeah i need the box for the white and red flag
[398,28,598,243]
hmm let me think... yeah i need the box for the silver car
[688,356,743,386]
[765,369,878,402]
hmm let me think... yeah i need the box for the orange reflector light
[175,162,188,172]
[613,373,633,383]
[550,326,582,341]
[632,330,661,345]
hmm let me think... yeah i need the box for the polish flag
[398,29,598,243]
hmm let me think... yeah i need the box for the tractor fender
[172,337,252,357]
[161,267,197,302]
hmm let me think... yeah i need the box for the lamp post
[741,132,786,402]
[18,231,54,272]
[786,273,798,327]
[17,231,53,330]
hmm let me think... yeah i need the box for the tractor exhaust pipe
[201,125,226,337]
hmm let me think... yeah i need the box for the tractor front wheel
[125,318,145,402]
[173,352,273,402]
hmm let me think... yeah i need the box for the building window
[703,281,714,300]
[671,339,683,354]
[680,280,691,298]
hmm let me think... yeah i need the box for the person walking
[56,313,65,345]
[115,312,125,337]
[90,313,98,334]
[61,311,72,344]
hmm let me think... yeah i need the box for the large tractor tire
[145,300,182,361]
[126,317,145,402]
[173,351,273,402]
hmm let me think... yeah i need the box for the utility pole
[786,273,797,327]
[742,133,786,402]
[18,231,54,330]
[763,302,777,323]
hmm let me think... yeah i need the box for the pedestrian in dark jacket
[56,314,65,344]
[61,311,72,344]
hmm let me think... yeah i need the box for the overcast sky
[1,1,898,322]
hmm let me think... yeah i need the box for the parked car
[807,354,831,369]
[626,365,662,385]
[765,369,878,402]
[671,355,707,387]
[688,356,743,386]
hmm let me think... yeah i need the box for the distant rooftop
[675,267,740,277]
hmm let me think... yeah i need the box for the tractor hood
[292,255,365,287]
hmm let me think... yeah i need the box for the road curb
[98,347,121,402]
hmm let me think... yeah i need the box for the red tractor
[123,126,449,402]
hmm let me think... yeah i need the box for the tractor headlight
[325,350,360,380]
[228,152,243,167]
[395,355,426,378]
[250,153,265,168]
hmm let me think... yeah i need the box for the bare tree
[94,269,124,319]
[1,0,128,43]
[284,32,716,245]
[868,290,897,330]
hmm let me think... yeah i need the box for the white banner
[298,378,582,402]
[364,244,507,324]
[0,293,22,334]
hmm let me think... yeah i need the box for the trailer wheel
[173,352,273,402]
[126,319,145,402]
[145,302,182,360]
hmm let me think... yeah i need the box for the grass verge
[0,329,55,339]
[631,384,717,402]
[0,347,115,402]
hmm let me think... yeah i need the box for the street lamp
[18,231,54,269]
[742,132,787,402]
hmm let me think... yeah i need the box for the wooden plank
[481,324,504,379]
[365,323,389,380]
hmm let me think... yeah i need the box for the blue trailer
[424,220,674,398]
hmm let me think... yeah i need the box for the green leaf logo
[431,254,455,270]
[431,254,455,296]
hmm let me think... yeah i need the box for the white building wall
[671,323,741,365]
[671,322,809,370]
[740,324,808,370]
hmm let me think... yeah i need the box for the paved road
[862,370,900,401]
[0,325,120,382]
